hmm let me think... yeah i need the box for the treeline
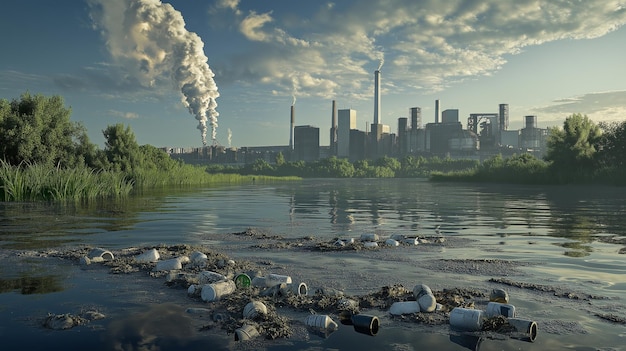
[208,155,479,178]
[0,93,296,201]
[2,93,624,201]
[432,114,626,185]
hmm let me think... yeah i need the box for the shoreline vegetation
[2,93,626,202]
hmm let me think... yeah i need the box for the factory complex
[168,70,549,165]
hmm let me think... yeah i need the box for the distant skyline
[1,0,625,148]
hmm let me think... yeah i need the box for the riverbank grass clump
[0,160,132,201]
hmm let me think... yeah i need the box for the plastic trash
[337,298,359,311]
[234,273,251,288]
[418,293,437,312]
[489,288,509,303]
[360,233,379,242]
[201,280,236,302]
[507,318,538,342]
[351,314,379,336]
[88,248,114,261]
[135,248,160,263]
[389,301,420,315]
[413,284,433,299]
[280,282,308,296]
[243,301,267,319]
[234,324,259,341]
[403,238,419,245]
[485,301,516,318]
[198,271,228,284]
[304,314,338,330]
[390,233,406,241]
[385,239,400,246]
[189,251,208,266]
[155,258,183,271]
[450,307,484,331]
[265,273,292,287]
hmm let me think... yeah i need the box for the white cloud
[212,0,626,102]
[108,109,140,120]
[532,90,626,125]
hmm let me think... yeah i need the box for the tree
[545,113,602,171]
[597,121,626,169]
[275,152,285,167]
[0,92,93,167]
[102,124,143,172]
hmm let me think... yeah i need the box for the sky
[1,0,626,148]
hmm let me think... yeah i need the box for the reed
[128,163,300,188]
[0,160,133,201]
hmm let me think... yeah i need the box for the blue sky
[1,0,625,148]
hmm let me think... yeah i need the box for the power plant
[168,69,549,165]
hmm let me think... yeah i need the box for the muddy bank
[8,231,620,350]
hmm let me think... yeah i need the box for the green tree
[597,121,626,169]
[545,113,602,171]
[275,152,285,167]
[139,144,180,171]
[314,156,354,177]
[250,158,274,175]
[0,92,93,167]
[102,124,143,172]
[375,156,401,171]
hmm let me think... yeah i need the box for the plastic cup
[243,301,267,319]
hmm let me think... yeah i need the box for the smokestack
[435,99,440,124]
[330,100,337,155]
[332,100,337,129]
[290,105,295,151]
[374,70,381,125]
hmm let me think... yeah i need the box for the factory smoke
[377,57,384,71]
[227,128,232,148]
[89,0,219,146]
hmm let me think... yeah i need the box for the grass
[0,160,133,201]
[0,160,300,202]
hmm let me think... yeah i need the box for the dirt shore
[4,228,622,351]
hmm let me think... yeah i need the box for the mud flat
[3,230,623,350]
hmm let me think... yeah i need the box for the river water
[0,178,625,350]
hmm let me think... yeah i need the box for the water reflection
[0,272,63,294]
[278,179,626,254]
[449,333,483,350]
[0,187,195,250]
[103,303,231,351]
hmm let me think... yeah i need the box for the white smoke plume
[89,0,219,146]
[227,128,232,147]
[291,94,296,106]
[377,53,385,71]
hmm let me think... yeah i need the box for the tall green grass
[0,160,133,201]
[0,160,300,202]
[129,164,300,188]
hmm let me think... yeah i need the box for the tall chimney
[330,100,337,155]
[435,99,440,124]
[332,100,337,129]
[374,70,381,125]
[290,105,295,151]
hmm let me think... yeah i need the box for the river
[0,178,624,350]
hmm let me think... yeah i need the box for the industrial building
[168,70,549,165]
